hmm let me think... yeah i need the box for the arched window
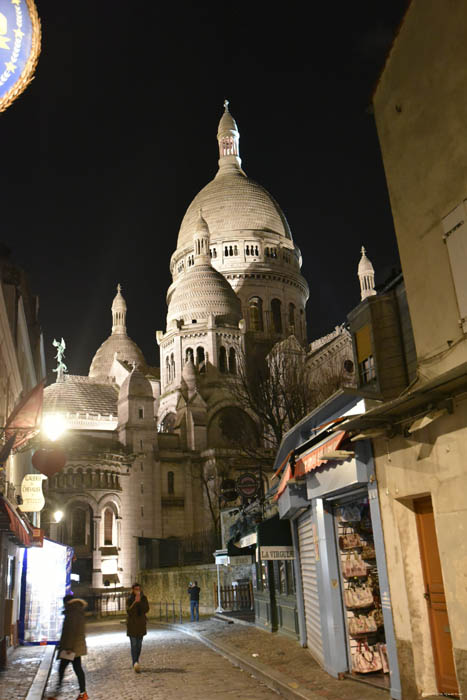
[288,303,296,332]
[229,347,237,375]
[185,347,194,363]
[104,508,113,545]
[249,297,263,331]
[72,508,86,546]
[271,299,283,333]
[196,346,205,366]
[166,356,170,382]
[219,346,227,373]
[168,471,174,495]
[170,353,175,380]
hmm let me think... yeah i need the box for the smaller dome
[167,263,242,327]
[119,368,153,401]
[358,246,375,274]
[89,335,146,380]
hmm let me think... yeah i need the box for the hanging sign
[19,473,46,512]
[260,546,295,560]
[236,472,258,498]
[0,0,41,113]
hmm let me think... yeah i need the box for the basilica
[42,103,309,591]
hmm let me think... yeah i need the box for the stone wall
[139,562,252,616]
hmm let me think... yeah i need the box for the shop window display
[334,496,390,688]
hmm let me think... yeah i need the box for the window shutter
[355,325,372,363]
[442,202,467,332]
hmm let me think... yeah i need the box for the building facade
[42,103,310,596]
[337,3,467,697]
[0,249,46,663]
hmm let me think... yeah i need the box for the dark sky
[1,1,408,378]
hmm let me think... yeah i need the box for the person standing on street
[47,594,89,700]
[188,581,200,622]
[126,582,150,672]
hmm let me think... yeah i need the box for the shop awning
[275,431,347,500]
[0,496,31,547]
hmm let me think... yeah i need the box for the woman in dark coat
[126,582,150,672]
[48,594,88,700]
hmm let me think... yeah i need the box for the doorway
[414,497,458,696]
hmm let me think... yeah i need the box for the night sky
[1,1,408,379]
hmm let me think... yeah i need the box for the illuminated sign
[19,473,46,512]
[0,0,41,113]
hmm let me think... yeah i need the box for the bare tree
[221,337,351,461]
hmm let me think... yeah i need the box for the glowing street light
[42,414,67,442]
[53,510,63,523]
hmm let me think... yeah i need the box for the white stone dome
[358,246,375,275]
[177,171,292,250]
[167,263,242,327]
[89,285,146,380]
[89,334,146,380]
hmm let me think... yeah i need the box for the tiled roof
[44,376,118,416]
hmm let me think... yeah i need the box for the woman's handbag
[339,530,362,550]
[361,544,376,560]
[348,614,378,636]
[59,649,76,661]
[343,553,368,578]
[352,642,383,673]
[378,643,390,673]
[344,584,373,608]
[371,606,384,628]
[339,505,361,523]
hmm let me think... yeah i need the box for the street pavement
[0,645,45,700]
[44,621,278,699]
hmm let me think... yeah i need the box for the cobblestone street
[44,622,279,700]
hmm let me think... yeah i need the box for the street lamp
[53,510,63,523]
[42,414,67,442]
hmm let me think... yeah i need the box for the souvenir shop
[275,393,402,699]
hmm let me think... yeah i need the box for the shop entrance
[414,497,458,696]
[332,492,390,690]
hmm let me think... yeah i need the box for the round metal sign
[0,0,41,113]
[236,472,258,498]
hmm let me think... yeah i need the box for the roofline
[370,0,413,103]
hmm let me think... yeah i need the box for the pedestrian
[188,580,200,622]
[47,594,89,700]
[126,582,150,672]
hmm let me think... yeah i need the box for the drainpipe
[291,517,307,647]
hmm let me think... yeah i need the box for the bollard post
[172,600,175,623]
[166,601,168,622]
[159,601,162,621]
[179,600,182,624]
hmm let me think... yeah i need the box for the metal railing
[84,590,130,616]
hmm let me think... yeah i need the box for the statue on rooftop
[52,337,67,382]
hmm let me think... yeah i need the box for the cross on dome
[224,98,229,111]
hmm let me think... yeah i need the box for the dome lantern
[112,283,127,334]
[358,246,377,301]
[217,99,242,172]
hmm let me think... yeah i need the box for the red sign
[236,473,258,498]
[32,448,66,477]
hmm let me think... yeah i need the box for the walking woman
[48,594,89,700]
[126,582,150,672]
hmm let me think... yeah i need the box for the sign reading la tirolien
[0,0,40,112]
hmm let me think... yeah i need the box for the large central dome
[176,102,292,251]
[177,170,292,250]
